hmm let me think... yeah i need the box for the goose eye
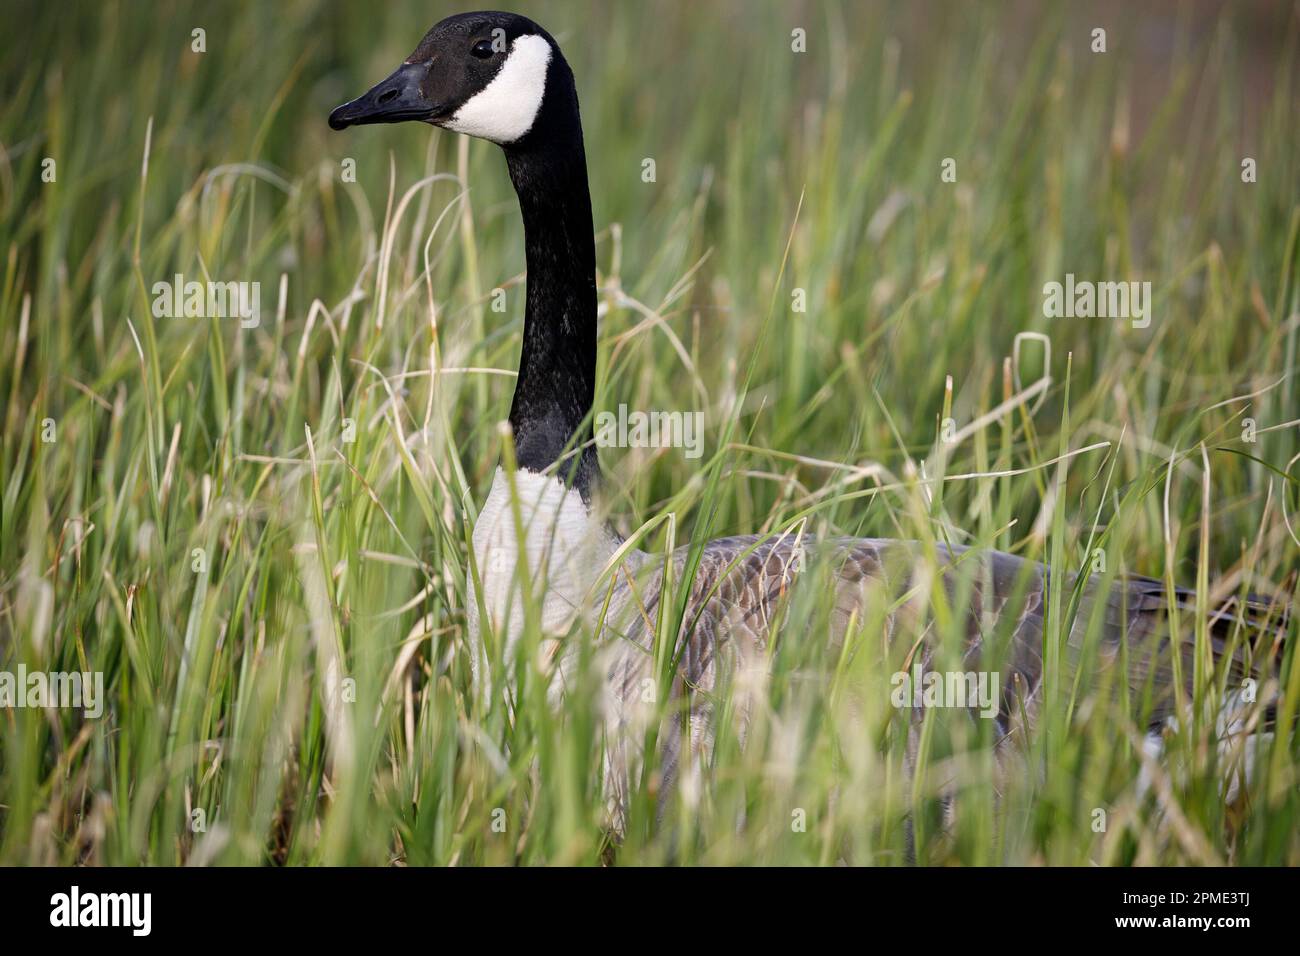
[471,39,495,59]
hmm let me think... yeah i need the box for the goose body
[466,479,1278,810]
[331,11,1288,819]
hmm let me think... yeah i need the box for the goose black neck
[501,63,598,499]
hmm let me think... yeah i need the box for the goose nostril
[377,88,400,105]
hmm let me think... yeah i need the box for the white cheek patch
[445,34,552,144]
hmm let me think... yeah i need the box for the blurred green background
[0,1,1296,865]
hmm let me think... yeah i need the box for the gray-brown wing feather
[601,534,1288,798]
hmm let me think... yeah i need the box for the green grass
[1,0,1298,865]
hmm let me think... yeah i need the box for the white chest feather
[467,468,620,675]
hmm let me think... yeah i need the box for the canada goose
[330,11,1289,819]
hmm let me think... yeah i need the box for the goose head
[330,10,600,499]
[328,11,571,147]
